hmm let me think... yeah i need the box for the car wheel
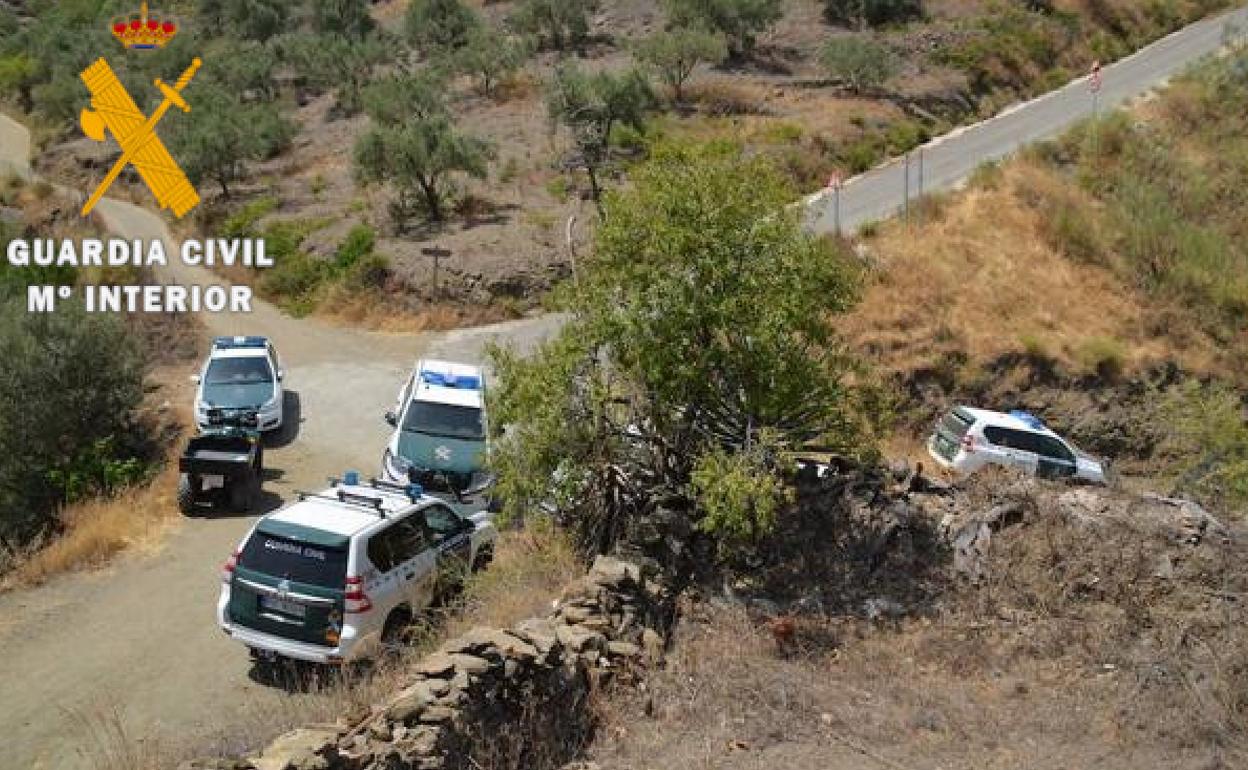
[471,547,494,574]
[229,479,253,513]
[379,608,413,661]
[177,474,198,515]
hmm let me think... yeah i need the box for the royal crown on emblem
[110,2,178,50]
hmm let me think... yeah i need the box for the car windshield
[206,357,272,385]
[238,532,347,588]
[402,401,484,441]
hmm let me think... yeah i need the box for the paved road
[803,4,1248,233]
[0,113,561,769]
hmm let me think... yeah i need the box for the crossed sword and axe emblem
[78,57,202,218]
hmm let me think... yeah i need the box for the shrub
[1074,336,1125,380]
[0,299,146,547]
[406,0,482,52]
[633,28,729,102]
[507,0,599,51]
[1162,383,1248,514]
[823,0,923,28]
[820,36,897,94]
[452,26,531,97]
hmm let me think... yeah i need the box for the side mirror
[277,370,285,382]
[384,410,398,427]
[461,473,496,499]
[189,374,201,385]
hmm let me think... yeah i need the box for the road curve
[0,113,560,769]
[803,3,1248,233]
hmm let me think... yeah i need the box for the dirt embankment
[586,468,1248,770]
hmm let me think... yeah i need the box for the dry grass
[317,287,523,333]
[839,160,1228,382]
[0,391,193,592]
[589,495,1248,770]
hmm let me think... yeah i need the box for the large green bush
[489,144,871,556]
[0,272,146,547]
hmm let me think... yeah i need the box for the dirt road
[0,113,561,769]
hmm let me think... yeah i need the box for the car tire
[177,474,197,515]
[471,547,494,574]
[379,608,414,661]
[229,479,253,513]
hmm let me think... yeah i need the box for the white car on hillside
[192,336,284,433]
[217,474,496,665]
[927,406,1108,484]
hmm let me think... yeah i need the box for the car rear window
[239,531,347,588]
[937,409,976,440]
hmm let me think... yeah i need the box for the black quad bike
[178,408,264,514]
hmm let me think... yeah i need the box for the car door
[422,503,474,603]
[1031,434,1078,479]
[367,517,434,615]
[983,427,1040,474]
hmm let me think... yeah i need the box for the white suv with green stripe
[216,474,496,665]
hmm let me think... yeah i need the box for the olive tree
[819,35,897,94]
[661,0,782,57]
[354,74,494,224]
[452,26,531,97]
[489,144,869,556]
[406,0,482,53]
[545,64,656,204]
[634,28,728,102]
[507,0,599,51]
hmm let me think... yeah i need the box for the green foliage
[168,80,293,198]
[0,53,38,112]
[661,0,783,56]
[310,0,376,40]
[634,28,729,101]
[221,196,279,238]
[1163,383,1248,515]
[1074,336,1125,380]
[334,224,376,271]
[452,25,531,96]
[507,0,599,51]
[823,0,923,28]
[205,0,290,42]
[355,74,495,224]
[690,433,794,543]
[205,41,279,102]
[934,4,1076,94]
[546,63,656,201]
[820,35,897,94]
[0,298,146,546]
[489,145,867,555]
[282,33,390,115]
[406,0,482,53]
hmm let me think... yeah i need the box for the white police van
[217,473,496,665]
[382,359,490,493]
[191,336,284,432]
[927,406,1108,484]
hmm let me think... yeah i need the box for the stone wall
[183,555,674,770]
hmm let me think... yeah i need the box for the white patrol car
[192,336,285,432]
[927,406,1108,484]
[217,473,497,665]
[382,359,491,493]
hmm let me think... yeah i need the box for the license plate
[203,475,225,490]
[259,594,306,617]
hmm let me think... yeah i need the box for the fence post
[903,153,911,226]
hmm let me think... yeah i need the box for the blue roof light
[213,335,267,349]
[344,470,360,486]
[405,483,424,502]
[419,369,481,390]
